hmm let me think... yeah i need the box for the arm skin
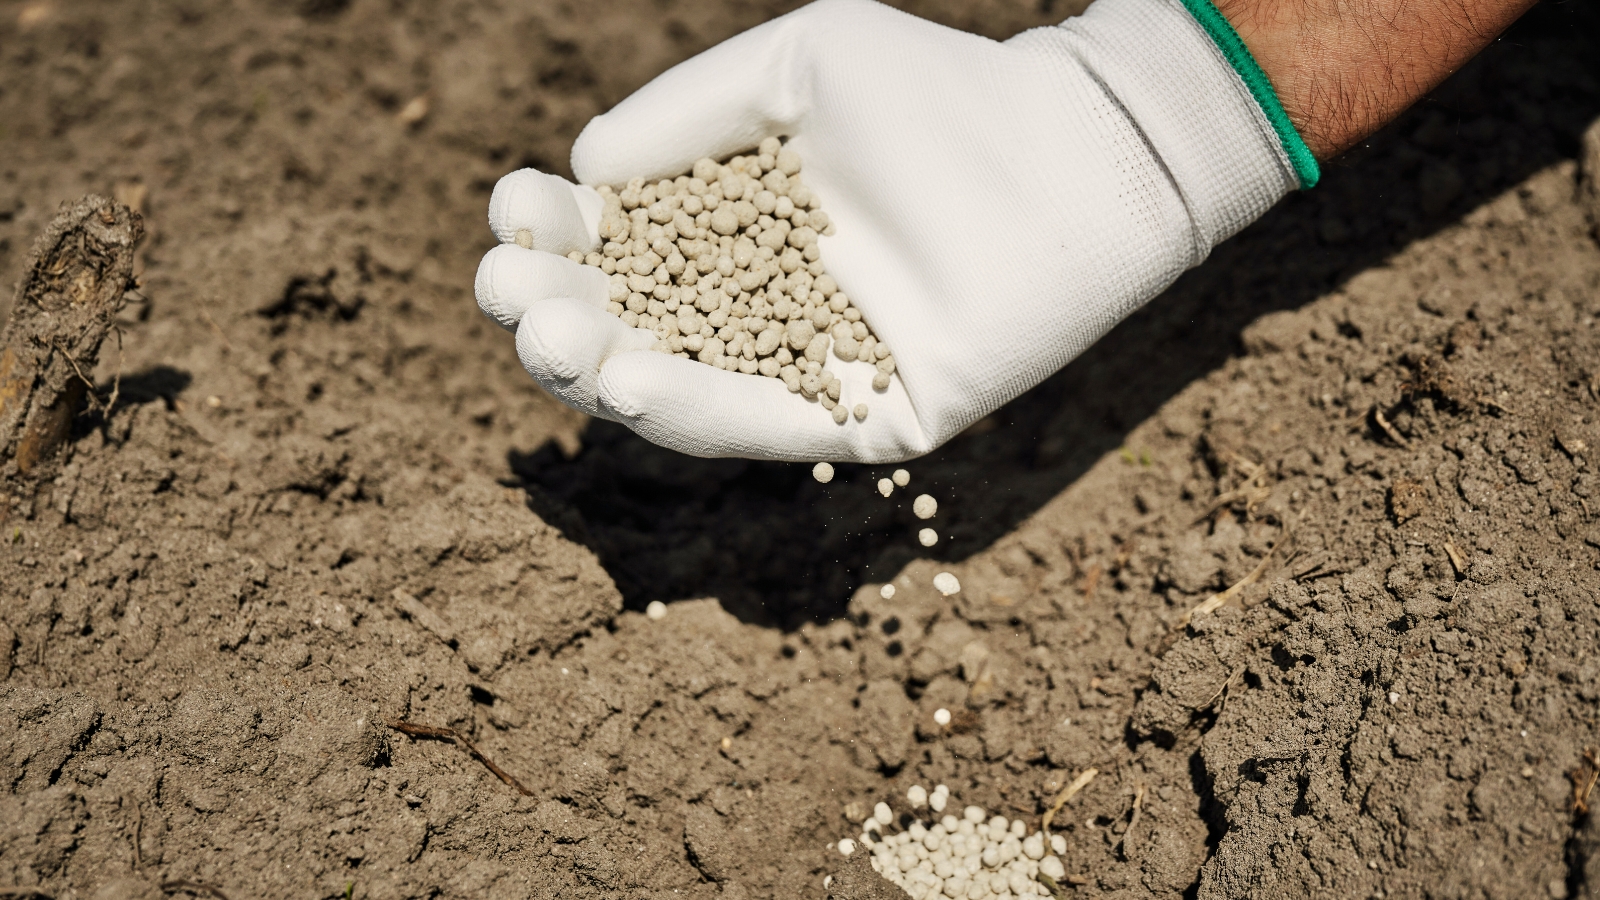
[1213,0,1540,159]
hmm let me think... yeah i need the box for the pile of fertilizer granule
[836,785,1072,899]
[567,137,895,424]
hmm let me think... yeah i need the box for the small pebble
[878,478,894,497]
[879,583,896,599]
[813,462,834,483]
[646,600,667,620]
[892,469,910,487]
[913,494,937,519]
[933,572,961,596]
[908,785,928,808]
[1387,691,1400,705]
[918,528,938,547]
[933,708,952,726]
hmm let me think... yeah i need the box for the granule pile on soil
[1,1,1599,898]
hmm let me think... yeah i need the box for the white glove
[474,0,1316,463]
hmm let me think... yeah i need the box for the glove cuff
[1175,0,1320,190]
[1038,0,1313,252]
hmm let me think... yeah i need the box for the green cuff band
[1177,0,1321,189]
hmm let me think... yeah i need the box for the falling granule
[933,708,952,726]
[813,462,834,483]
[846,790,1074,897]
[646,601,667,620]
[892,469,910,487]
[918,528,938,547]
[879,583,896,599]
[877,477,894,497]
[933,572,961,596]
[913,494,937,519]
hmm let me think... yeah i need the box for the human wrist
[1210,0,1538,159]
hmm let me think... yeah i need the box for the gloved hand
[474,0,1315,463]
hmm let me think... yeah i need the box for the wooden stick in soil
[0,195,143,477]
[385,718,534,796]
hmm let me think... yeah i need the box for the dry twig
[161,881,230,900]
[1041,767,1098,834]
[1371,406,1409,448]
[1036,872,1086,898]
[129,795,144,870]
[1194,457,1273,524]
[1116,784,1147,860]
[1177,513,1303,630]
[1442,541,1469,577]
[1078,564,1102,597]
[385,719,533,796]
[1199,666,1245,714]
[1572,747,1599,817]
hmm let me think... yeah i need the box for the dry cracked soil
[2,1,1600,898]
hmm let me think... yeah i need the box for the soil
[1,1,1599,899]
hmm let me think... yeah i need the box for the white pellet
[879,478,895,497]
[839,838,857,856]
[929,792,948,813]
[1049,835,1066,856]
[854,403,868,422]
[880,583,896,599]
[933,708,952,726]
[1021,834,1045,860]
[908,785,929,808]
[892,469,910,486]
[913,494,938,519]
[933,573,961,596]
[919,528,938,547]
[875,802,894,826]
[813,462,834,483]
[1039,857,1065,880]
[963,806,986,825]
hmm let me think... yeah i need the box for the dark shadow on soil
[508,2,1600,631]
[104,365,193,411]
